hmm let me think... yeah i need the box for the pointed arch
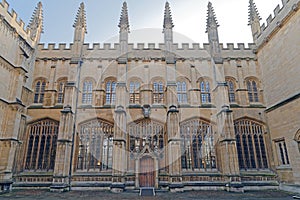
[128,118,165,153]
[24,118,59,171]
[180,118,216,170]
[77,118,114,171]
[234,118,268,170]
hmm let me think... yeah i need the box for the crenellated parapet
[0,0,39,48]
[36,42,257,61]
[255,0,300,49]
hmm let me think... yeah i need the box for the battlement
[257,0,300,47]
[0,0,36,46]
[37,42,256,61]
[37,42,256,52]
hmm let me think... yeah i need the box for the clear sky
[6,0,282,45]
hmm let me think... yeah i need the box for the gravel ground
[0,189,297,200]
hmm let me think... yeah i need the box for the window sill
[276,165,293,170]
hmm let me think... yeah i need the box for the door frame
[135,146,159,188]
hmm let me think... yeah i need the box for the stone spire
[118,1,130,32]
[118,1,130,64]
[163,1,174,30]
[73,2,87,34]
[71,2,87,64]
[248,0,261,42]
[206,2,222,64]
[163,1,175,64]
[27,2,43,43]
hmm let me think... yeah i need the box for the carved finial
[118,1,130,32]
[206,2,219,33]
[163,1,174,29]
[73,2,87,33]
[248,0,261,25]
[27,2,43,40]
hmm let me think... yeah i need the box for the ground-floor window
[77,119,114,171]
[180,118,216,170]
[25,119,58,171]
[234,119,268,170]
[275,139,290,166]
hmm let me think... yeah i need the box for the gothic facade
[0,0,300,193]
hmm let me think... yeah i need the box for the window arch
[82,80,93,104]
[180,119,216,170]
[247,80,259,103]
[57,78,67,104]
[200,80,211,104]
[129,81,140,104]
[234,119,268,170]
[226,78,236,103]
[34,80,46,103]
[77,119,114,171]
[25,119,58,171]
[177,81,188,104]
[153,81,164,104]
[106,80,116,105]
[128,119,165,153]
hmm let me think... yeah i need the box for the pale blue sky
[6,0,282,44]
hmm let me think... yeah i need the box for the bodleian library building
[0,0,300,193]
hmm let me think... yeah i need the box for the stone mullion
[23,126,32,170]
[250,123,259,169]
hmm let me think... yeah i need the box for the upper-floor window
[25,119,58,171]
[57,80,66,104]
[247,80,259,103]
[226,79,236,103]
[106,81,116,105]
[82,80,93,104]
[234,119,268,170]
[153,81,164,104]
[34,80,46,103]
[200,81,211,103]
[177,81,188,104]
[129,81,140,104]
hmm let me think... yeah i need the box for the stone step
[139,187,155,196]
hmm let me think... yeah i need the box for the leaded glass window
[180,119,216,170]
[177,81,188,104]
[77,119,114,171]
[34,80,46,103]
[234,119,268,169]
[82,80,93,104]
[129,81,140,104]
[200,81,211,103]
[106,81,116,104]
[25,119,58,171]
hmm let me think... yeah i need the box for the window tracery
[82,80,93,104]
[177,81,188,104]
[34,80,46,103]
[77,119,114,171]
[247,80,259,103]
[106,80,116,105]
[129,81,140,104]
[180,119,216,170]
[226,79,236,103]
[153,81,164,104]
[25,119,58,171]
[200,81,211,104]
[234,119,268,169]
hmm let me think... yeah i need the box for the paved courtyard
[0,190,297,200]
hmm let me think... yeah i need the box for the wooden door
[139,156,155,187]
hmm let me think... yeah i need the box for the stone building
[0,0,299,193]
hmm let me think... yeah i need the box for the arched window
[247,80,259,103]
[153,81,164,104]
[25,119,58,171]
[128,119,165,152]
[82,80,93,104]
[177,81,188,104]
[57,79,67,104]
[226,79,236,103]
[129,81,140,104]
[106,81,116,104]
[234,119,268,170]
[200,81,211,103]
[180,119,216,170]
[34,80,46,103]
[77,119,114,171]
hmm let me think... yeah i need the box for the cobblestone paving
[0,190,296,200]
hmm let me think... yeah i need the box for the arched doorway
[139,156,155,187]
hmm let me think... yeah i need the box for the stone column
[0,104,24,192]
[50,106,74,192]
[167,105,183,192]
[111,106,127,192]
